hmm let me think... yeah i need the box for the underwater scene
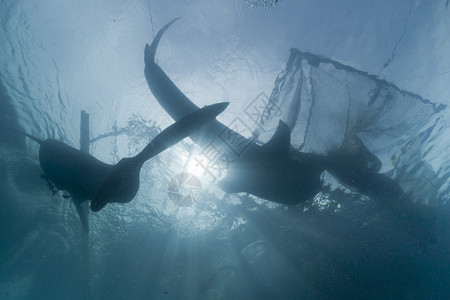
[0,0,449,299]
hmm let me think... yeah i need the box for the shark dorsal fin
[263,120,291,155]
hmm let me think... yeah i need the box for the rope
[147,0,155,39]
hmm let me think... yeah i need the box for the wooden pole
[80,110,91,300]
[80,111,90,153]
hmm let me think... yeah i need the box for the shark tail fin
[144,17,181,65]
[324,137,408,202]
[326,143,438,245]
[6,128,43,144]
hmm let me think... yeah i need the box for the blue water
[1,0,449,299]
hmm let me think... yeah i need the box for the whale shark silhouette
[144,19,437,245]
[9,102,228,229]
[92,102,228,211]
[143,19,424,206]
[144,18,331,205]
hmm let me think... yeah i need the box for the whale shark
[91,101,228,211]
[144,18,335,205]
[144,19,437,245]
[9,102,228,227]
[143,19,422,207]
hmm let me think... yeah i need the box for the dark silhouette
[8,102,228,218]
[145,19,436,244]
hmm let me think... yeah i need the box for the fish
[144,18,325,205]
[7,130,111,232]
[143,18,415,205]
[8,102,229,219]
[143,19,437,245]
[91,101,228,211]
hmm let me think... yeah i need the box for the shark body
[10,102,228,224]
[144,18,328,205]
[144,19,438,245]
[9,133,111,232]
[143,19,417,207]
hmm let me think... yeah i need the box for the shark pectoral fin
[263,120,291,155]
[73,198,90,233]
